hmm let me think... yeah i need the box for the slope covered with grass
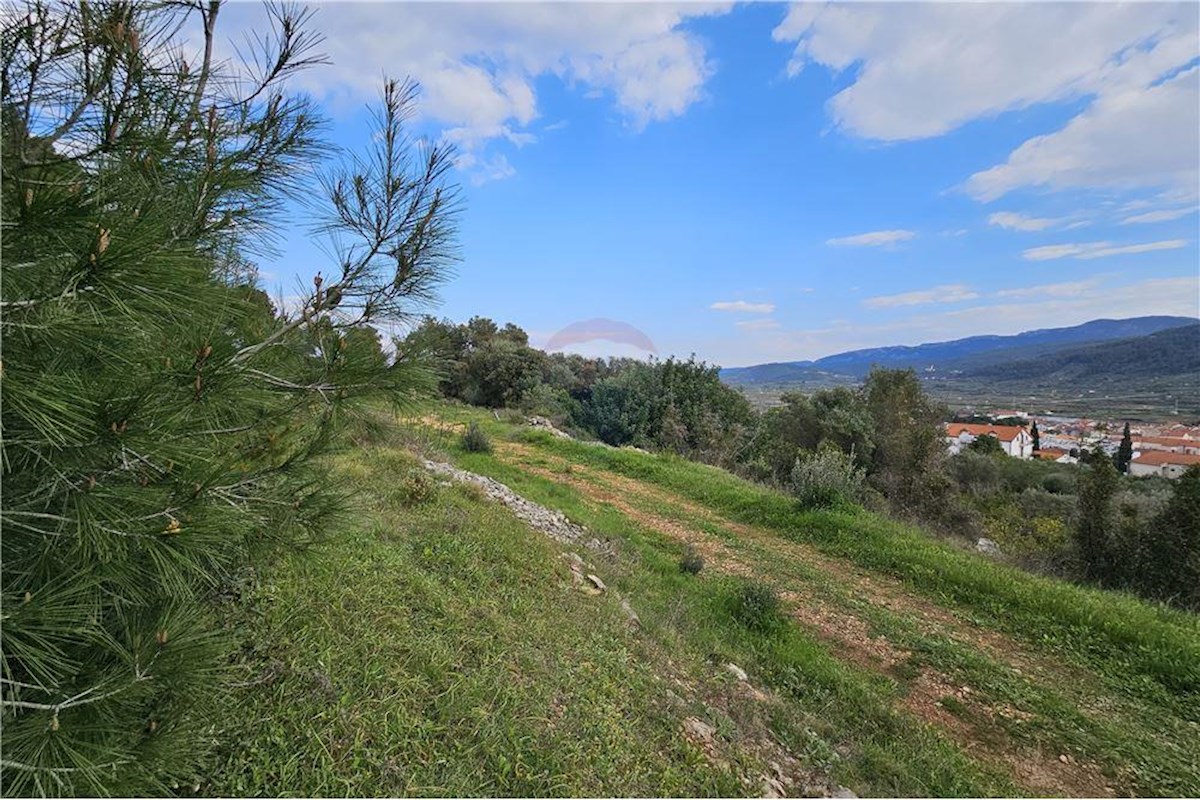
[203,405,1200,797]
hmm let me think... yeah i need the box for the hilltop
[203,405,1200,797]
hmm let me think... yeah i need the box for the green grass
[496,422,1200,703]
[202,403,1200,796]
[204,419,1018,797]
[204,446,742,796]
[448,446,1015,797]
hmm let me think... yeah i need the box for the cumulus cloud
[863,284,979,309]
[967,67,1200,201]
[826,229,915,247]
[773,3,1199,201]
[711,300,776,314]
[1022,239,1189,261]
[220,3,730,181]
[1122,206,1199,225]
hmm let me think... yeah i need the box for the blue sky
[220,2,1200,367]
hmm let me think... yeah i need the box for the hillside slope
[722,316,1198,384]
[965,323,1200,383]
[205,406,1200,797]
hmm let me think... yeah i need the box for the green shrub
[1041,472,1075,495]
[732,581,782,631]
[398,469,436,508]
[462,422,493,453]
[790,446,864,509]
[679,545,705,575]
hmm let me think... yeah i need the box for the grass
[407,402,1200,795]
[504,423,1200,700]
[201,403,1200,796]
[205,443,745,796]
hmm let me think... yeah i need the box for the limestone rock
[975,537,1002,556]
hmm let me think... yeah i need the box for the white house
[1128,451,1200,479]
[945,423,1034,459]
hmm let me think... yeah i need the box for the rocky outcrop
[528,416,574,439]
[423,458,596,548]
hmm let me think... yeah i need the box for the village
[945,411,1200,478]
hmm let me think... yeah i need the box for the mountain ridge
[721,315,1198,384]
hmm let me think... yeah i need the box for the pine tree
[2,3,457,794]
[1030,420,1040,452]
[1115,422,1134,473]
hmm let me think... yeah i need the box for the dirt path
[491,440,1119,797]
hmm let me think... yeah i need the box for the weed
[732,580,782,632]
[462,421,493,453]
[679,545,705,575]
[397,468,436,507]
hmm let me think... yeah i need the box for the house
[945,423,1034,458]
[1131,436,1200,455]
[1128,451,1200,479]
[1035,448,1077,464]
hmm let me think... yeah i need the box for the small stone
[975,537,1001,556]
[586,573,607,592]
[683,716,716,744]
[620,598,640,628]
[725,662,749,682]
[832,787,858,798]
[1058,754,1069,764]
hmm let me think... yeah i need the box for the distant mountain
[964,323,1200,384]
[721,316,1198,385]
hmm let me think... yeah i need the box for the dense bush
[743,386,874,484]
[398,469,437,508]
[679,545,705,575]
[461,422,493,453]
[790,446,865,509]
[948,452,1002,497]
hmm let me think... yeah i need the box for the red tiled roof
[1134,436,1198,448]
[1132,451,1200,467]
[1036,448,1069,460]
[946,423,1027,443]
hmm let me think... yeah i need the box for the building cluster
[944,412,1200,479]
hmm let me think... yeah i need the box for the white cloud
[736,318,781,331]
[987,212,1073,232]
[772,3,1199,202]
[826,229,915,247]
[967,66,1200,201]
[995,279,1104,299]
[1122,206,1199,225]
[221,3,730,180]
[863,284,979,309]
[1022,239,1188,261]
[711,300,775,314]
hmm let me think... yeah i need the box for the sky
[218,1,1200,367]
